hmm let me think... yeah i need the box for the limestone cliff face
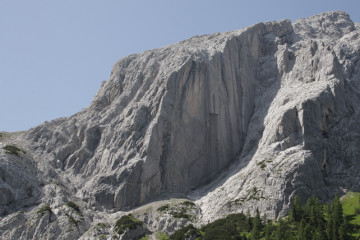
[195,11,360,221]
[0,11,360,239]
[23,19,293,211]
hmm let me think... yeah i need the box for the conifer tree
[332,192,343,240]
[264,220,273,240]
[251,208,262,240]
[275,218,286,240]
[290,195,304,223]
[246,209,252,232]
[305,196,315,218]
[312,225,326,240]
[311,198,325,230]
[326,203,334,240]
[326,192,345,240]
[304,223,313,240]
[298,218,306,240]
[339,217,350,240]
[333,192,343,223]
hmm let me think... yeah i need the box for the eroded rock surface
[0,11,360,239]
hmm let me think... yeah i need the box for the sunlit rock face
[1,11,360,240]
[24,15,291,211]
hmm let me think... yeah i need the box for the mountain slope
[0,11,360,239]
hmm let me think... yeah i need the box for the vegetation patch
[169,224,201,240]
[155,232,169,240]
[165,192,360,239]
[256,158,273,170]
[98,234,106,240]
[257,160,267,169]
[66,213,81,226]
[157,204,170,212]
[182,201,195,207]
[247,187,265,201]
[36,204,52,216]
[342,192,360,223]
[203,213,254,239]
[140,236,150,240]
[3,144,26,156]
[65,201,81,215]
[114,214,143,235]
[169,201,196,219]
[157,201,196,220]
[96,222,108,229]
[170,209,191,219]
[341,191,360,237]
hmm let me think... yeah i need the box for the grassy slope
[342,192,360,223]
[342,191,360,238]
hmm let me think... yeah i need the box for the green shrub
[114,214,143,235]
[66,213,81,226]
[157,204,170,212]
[168,201,196,219]
[170,209,190,219]
[256,159,273,170]
[201,213,249,240]
[169,224,200,240]
[156,232,169,240]
[37,204,52,216]
[157,201,195,219]
[66,201,81,215]
[257,161,267,169]
[182,201,195,207]
[96,222,107,229]
[3,144,25,156]
[356,208,360,215]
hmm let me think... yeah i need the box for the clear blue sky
[1,0,359,132]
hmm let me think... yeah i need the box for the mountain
[1,11,360,239]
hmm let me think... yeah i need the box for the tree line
[168,193,359,240]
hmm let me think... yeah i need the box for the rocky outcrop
[0,144,40,216]
[194,11,360,221]
[21,17,295,212]
[0,11,360,239]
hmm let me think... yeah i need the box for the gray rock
[1,10,360,239]
[0,143,40,216]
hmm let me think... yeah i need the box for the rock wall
[195,11,360,221]
[0,10,360,239]
[23,19,294,211]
